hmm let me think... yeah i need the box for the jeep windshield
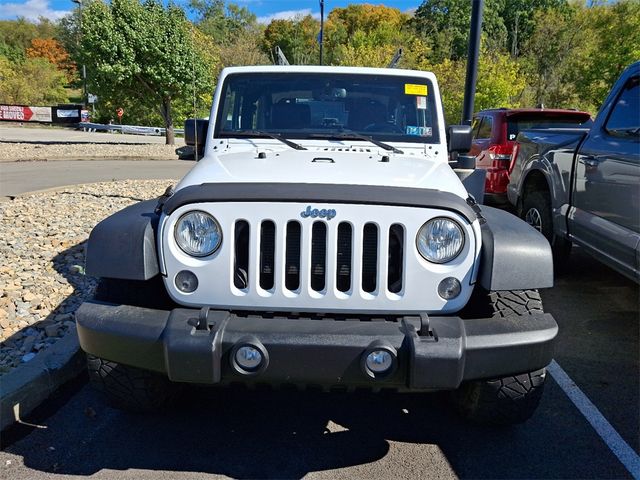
[215,72,439,144]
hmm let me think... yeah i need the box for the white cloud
[0,0,71,21]
[257,8,320,24]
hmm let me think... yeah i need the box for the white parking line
[548,360,640,479]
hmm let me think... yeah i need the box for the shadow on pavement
[6,378,632,479]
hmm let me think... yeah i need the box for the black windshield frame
[214,72,440,144]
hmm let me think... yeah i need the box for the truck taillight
[488,144,512,165]
[509,143,520,173]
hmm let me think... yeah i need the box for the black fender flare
[478,206,554,291]
[85,199,160,281]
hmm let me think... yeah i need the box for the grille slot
[285,221,301,291]
[387,224,404,293]
[362,223,378,293]
[233,220,249,289]
[336,222,352,292]
[310,222,327,292]
[259,221,275,290]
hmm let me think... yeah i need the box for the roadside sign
[116,108,124,118]
[0,105,33,121]
[88,93,98,104]
[0,105,52,122]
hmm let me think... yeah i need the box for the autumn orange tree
[26,38,76,81]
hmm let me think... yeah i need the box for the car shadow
[7,369,629,479]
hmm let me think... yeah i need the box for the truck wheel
[87,355,177,412]
[94,276,176,310]
[521,190,571,265]
[454,289,547,425]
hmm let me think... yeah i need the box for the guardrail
[78,122,184,136]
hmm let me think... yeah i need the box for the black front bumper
[76,301,557,391]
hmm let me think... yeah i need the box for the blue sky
[0,0,420,23]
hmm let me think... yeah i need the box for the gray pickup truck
[508,61,639,281]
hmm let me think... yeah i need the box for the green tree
[0,55,68,105]
[189,0,257,46]
[79,0,216,144]
[501,0,568,57]
[412,0,508,61]
[421,51,525,124]
[520,5,592,110]
[263,15,320,65]
[325,4,411,66]
[574,0,640,109]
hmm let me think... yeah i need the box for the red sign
[0,105,33,121]
[116,107,124,118]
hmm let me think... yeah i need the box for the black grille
[259,221,275,290]
[285,221,301,291]
[336,222,352,292]
[361,223,378,293]
[233,220,249,289]
[233,218,405,296]
[387,224,404,293]
[310,222,327,291]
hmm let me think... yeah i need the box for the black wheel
[521,190,571,265]
[94,276,176,310]
[87,354,178,412]
[454,289,547,425]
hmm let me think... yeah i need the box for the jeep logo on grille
[300,206,336,220]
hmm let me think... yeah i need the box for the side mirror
[447,124,473,154]
[184,118,208,157]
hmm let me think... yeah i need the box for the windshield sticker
[416,96,427,110]
[406,126,433,137]
[405,84,428,95]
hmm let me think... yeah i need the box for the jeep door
[570,74,640,281]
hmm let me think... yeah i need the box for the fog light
[235,345,263,371]
[438,277,461,299]
[175,270,198,293]
[366,350,393,373]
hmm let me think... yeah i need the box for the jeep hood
[176,147,468,198]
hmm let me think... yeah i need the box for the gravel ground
[0,142,179,162]
[0,179,176,375]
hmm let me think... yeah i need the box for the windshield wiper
[310,129,404,154]
[227,130,307,150]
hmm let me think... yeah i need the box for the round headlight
[416,218,464,263]
[174,211,222,257]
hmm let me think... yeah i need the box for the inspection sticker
[416,96,427,110]
[406,126,432,136]
[405,84,428,95]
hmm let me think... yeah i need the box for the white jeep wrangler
[77,66,557,425]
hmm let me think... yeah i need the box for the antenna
[387,48,403,68]
[192,46,199,161]
[275,46,290,65]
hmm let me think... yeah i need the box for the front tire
[454,289,548,425]
[88,277,178,411]
[453,369,547,426]
[521,190,571,265]
[87,355,178,412]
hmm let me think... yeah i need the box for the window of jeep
[215,72,439,144]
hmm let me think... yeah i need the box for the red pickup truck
[470,108,592,204]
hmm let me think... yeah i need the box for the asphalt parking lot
[1,248,638,479]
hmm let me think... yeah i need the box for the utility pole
[319,0,324,65]
[72,0,87,107]
[461,0,484,125]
